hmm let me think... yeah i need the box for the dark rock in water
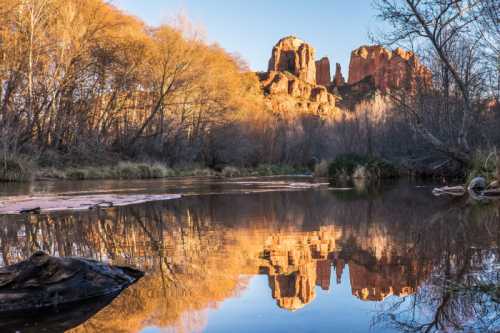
[0,251,143,313]
[0,293,118,332]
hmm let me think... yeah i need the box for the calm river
[0,177,498,332]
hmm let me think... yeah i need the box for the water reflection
[0,182,498,332]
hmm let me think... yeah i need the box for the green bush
[0,156,33,182]
[65,168,88,180]
[150,163,175,178]
[328,154,398,181]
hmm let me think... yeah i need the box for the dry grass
[0,156,33,182]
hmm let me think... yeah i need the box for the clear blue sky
[112,0,382,75]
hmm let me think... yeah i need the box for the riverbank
[1,159,310,182]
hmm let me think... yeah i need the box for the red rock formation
[316,260,331,290]
[348,261,417,301]
[261,227,341,310]
[335,259,345,284]
[268,36,316,84]
[259,71,338,118]
[333,63,345,87]
[315,57,331,86]
[348,45,432,93]
[259,37,344,119]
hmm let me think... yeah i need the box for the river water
[0,177,498,332]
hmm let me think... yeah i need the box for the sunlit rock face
[259,71,339,119]
[260,37,340,119]
[315,57,331,86]
[268,36,316,84]
[348,45,432,93]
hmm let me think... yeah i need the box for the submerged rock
[0,252,143,313]
[0,193,182,215]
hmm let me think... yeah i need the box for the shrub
[314,160,330,177]
[221,166,241,177]
[65,168,88,180]
[328,154,398,181]
[115,162,141,179]
[467,150,499,184]
[328,154,369,179]
[254,164,305,176]
[150,163,175,178]
[0,156,33,182]
[192,168,215,177]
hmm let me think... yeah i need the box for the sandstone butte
[260,36,339,119]
[348,45,432,93]
[258,36,432,119]
[268,36,317,84]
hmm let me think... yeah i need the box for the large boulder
[0,251,143,313]
[348,45,432,93]
[268,36,317,84]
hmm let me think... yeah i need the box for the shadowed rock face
[348,45,432,92]
[315,57,331,86]
[0,294,118,332]
[268,36,316,85]
[333,63,346,87]
[0,251,143,313]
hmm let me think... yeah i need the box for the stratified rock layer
[315,57,331,86]
[348,45,432,92]
[268,36,316,85]
[260,71,338,118]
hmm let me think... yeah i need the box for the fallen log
[434,177,500,201]
[432,185,466,197]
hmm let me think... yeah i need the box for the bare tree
[373,0,499,165]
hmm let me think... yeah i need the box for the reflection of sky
[144,265,409,333]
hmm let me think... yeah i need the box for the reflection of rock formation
[267,262,316,311]
[316,259,331,290]
[349,261,416,301]
[2,188,493,331]
[260,227,341,310]
[258,226,430,308]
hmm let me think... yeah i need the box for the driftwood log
[0,251,143,313]
[432,186,466,197]
[433,177,500,200]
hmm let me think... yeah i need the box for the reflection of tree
[373,204,500,332]
[0,188,497,332]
